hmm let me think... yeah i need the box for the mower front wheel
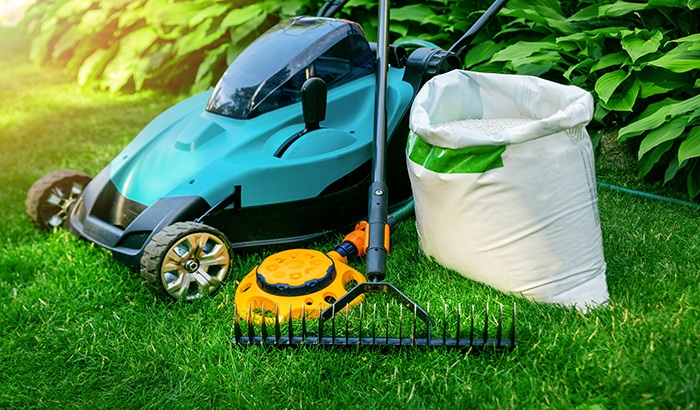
[25,169,92,230]
[140,222,233,302]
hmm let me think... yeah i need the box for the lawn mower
[25,0,505,309]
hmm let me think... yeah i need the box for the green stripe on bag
[407,132,506,174]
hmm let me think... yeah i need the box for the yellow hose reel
[234,248,367,324]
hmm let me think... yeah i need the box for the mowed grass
[1,27,699,409]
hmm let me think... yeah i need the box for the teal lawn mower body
[26,0,500,301]
[71,17,417,264]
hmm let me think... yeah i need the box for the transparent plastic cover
[207,17,375,119]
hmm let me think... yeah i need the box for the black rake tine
[372,304,377,346]
[412,303,417,346]
[385,303,390,345]
[470,304,475,347]
[274,303,281,344]
[233,304,242,343]
[442,303,447,346]
[331,303,337,345]
[247,303,254,343]
[426,302,431,347]
[318,304,323,344]
[288,304,294,345]
[344,303,349,345]
[261,303,268,344]
[301,304,307,344]
[511,303,517,348]
[497,304,503,348]
[398,304,403,346]
[456,303,462,348]
[358,303,364,344]
[482,303,489,345]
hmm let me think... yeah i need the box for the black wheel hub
[184,259,200,272]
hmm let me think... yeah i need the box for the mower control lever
[301,77,327,132]
[273,77,327,158]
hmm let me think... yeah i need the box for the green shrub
[461,0,699,198]
[19,0,505,93]
[21,0,313,93]
[19,0,700,197]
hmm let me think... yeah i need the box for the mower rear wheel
[25,169,92,230]
[140,222,232,302]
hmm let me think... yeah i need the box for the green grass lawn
[1,27,699,409]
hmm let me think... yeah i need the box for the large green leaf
[118,0,148,29]
[121,26,159,57]
[678,126,700,162]
[220,3,266,29]
[688,161,700,199]
[463,40,503,67]
[53,0,95,19]
[491,41,559,62]
[599,77,640,112]
[672,33,700,43]
[193,43,228,90]
[638,117,689,159]
[599,2,648,17]
[100,27,159,91]
[190,3,230,27]
[77,47,116,86]
[669,94,700,117]
[51,26,84,60]
[505,0,564,20]
[598,77,641,112]
[622,94,700,140]
[648,0,691,7]
[28,17,63,64]
[664,155,686,183]
[175,19,226,57]
[638,140,674,178]
[648,41,700,73]
[392,4,436,23]
[594,69,628,103]
[423,13,450,27]
[279,0,303,17]
[514,62,556,76]
[563,58,593,81]
[567,4,600,22]
[621,29,662,63]
[131,56,155,90]
[618,98,677,142]
[559,27,630,43]
[145,0,211,27]
[101,59,135,92]
[637,68,690,98]
[78,8,117,34]
[590,52,628,73]
[509,51,561,70]
[229,10,268,43]
[501,8,572,34]
[619,97,699,147]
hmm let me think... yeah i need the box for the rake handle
[366,0,390,282]
[366,181,388,281]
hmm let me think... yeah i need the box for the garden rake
[232,0,516,349]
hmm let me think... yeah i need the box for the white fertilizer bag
[407,70,608,312]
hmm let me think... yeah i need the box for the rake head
[232,280,516,349]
